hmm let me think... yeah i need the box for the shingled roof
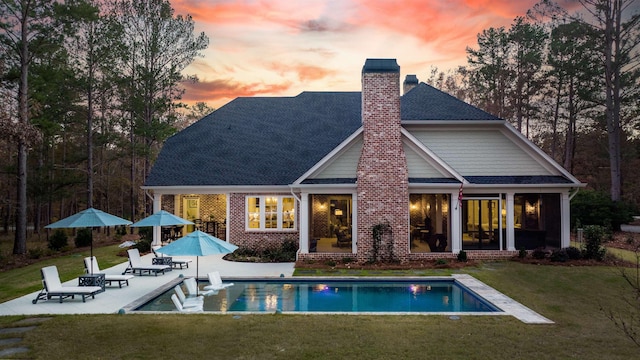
[145,83,500,187]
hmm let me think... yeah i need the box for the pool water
[136,278,502,313]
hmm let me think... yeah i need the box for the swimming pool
[134,277,502,314]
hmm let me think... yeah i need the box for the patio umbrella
[158,230,238,294]
[45,208,132,273]
[130,210,193,245]
[129,210,193,227]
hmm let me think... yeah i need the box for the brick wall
[228,193,299,251]
[356,59,410,263]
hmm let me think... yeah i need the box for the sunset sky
[172,0,579,109]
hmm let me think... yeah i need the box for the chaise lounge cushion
[123,249,171,276]
[84,256,134,288]
[33,265,102,304]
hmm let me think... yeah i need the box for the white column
[152,195,161,246]
[506,192,515,251]
[351,192,358,252]
[300,193,309,253]
[451,190,461,253]
[561,191,570,248]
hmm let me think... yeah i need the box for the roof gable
[145,92,361,186]
[401,83,500,121]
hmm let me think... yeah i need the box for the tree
[0,0,58,254]
[546,20,600,172]
[508,16,546,137]
[466,26,512,120]
[112,0,208,217]
[577,0,640,201]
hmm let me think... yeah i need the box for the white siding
[313,138,362,178]
[411,129,552,176]
[404,143,447,178]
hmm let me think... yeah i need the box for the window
[246,196,296,231]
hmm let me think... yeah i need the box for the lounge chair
[151,246,192,269]
[32,266,102,304]
[171,294,202,312]
[123,248,171,276]
[174,285,204,308]
[203,271,234,291]
[83,256,134,288]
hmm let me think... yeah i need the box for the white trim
[142,185,291,195]
[499,123,583,185]
[245,195,297,232]
[293,128,364,185]
[401,128,466,183]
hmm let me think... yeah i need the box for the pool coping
[124,274,554,324]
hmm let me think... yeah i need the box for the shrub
[532,248,547,259]
[518,247,527,259]
[583,225,607,261]
[74,228,93,248]
[550,248,568,262]
[48,229,68,251]
[435,259,448,265]
[341,257,355,264]
[28,248,44,259]
[137,227,153,242]
[571,190,635,230]
[133,238,151,253]
[565,246,582,260]
[324,260,336,267]
[457,250,467,262]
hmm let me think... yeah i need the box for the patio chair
[203,271,234,291]
[123,248,171,276]
[32,265,102,304]
[151,245,192,269]
[174,285,204,308]
[171,294,202,312]
[84,256,134,288]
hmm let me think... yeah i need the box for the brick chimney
[356,59,409,263]
[403,74,418,95]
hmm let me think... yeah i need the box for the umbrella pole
[90,229,93,275]
[196,256,199,296]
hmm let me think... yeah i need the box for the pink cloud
[267,62,337,82]
[180,77,294,106]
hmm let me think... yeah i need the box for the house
[143,58,585,263]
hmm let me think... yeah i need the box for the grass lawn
[0,261,637,358]
[1,235,639,359]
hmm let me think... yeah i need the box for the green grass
[1,239,640,358]
[0,261,637,358]
[0,244,128,303]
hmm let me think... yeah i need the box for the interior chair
[335,228,352,248]
[84,256,133,288]
[33,265,102,304]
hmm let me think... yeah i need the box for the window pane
[282,197,295,229]
[248,197,260,228]
[265,197,277,228]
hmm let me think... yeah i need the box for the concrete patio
[0,252,295,316]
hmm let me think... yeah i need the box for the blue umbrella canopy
[130,210,193,227]
[45,208,132,228]
[158,230,238,256]
[158,230,238,293]
[45,208,132,274]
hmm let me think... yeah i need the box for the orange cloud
[267,62,337,82]
[180,77,294,106]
